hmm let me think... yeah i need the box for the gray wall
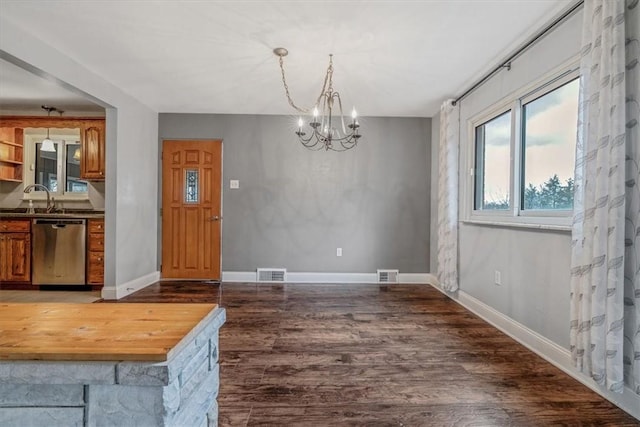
[430,111,440,274]
[1,17,160,293]
[430,9,583,348]
[159,114,432,274]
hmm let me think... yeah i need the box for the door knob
[210,216,221,221]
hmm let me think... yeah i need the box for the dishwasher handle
[33,219,86,226]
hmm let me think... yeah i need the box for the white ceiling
[0,0,573,118]
[0,58,105,114]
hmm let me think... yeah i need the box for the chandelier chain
[278,55,332,114]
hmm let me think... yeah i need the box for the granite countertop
[0,208,105,219]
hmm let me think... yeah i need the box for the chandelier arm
[334,91,347,135]
[320,92,330,133]
[328,139,355,152]
[298,128,322,149]
[340,138,358,150]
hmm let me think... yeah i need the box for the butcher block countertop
[0,302,218,362]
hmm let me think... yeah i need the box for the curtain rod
[452,0,584,106]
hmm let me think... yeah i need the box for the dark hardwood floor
[115,282,639,426]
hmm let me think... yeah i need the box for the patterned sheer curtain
[623,0,639,396]
[437,100,460,292]
[570,0,640,396]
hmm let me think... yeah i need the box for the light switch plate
[230,180,239,189]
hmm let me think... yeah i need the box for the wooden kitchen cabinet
[0,219,31,283]
[81,124,106,180]
[0,128,24,182]
[87,218,104,285]
[0,116,106,181]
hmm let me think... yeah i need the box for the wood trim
[0,116,105,129]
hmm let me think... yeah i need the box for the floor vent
[257,268,287,283]
[377,269,399,283]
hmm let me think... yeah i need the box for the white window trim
[463,57,580,230]
[22,131,89,201]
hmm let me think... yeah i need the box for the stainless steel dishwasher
[32,218,86,285]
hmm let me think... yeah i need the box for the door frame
[159,138,223,280]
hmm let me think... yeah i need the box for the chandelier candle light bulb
[274,47,361,152]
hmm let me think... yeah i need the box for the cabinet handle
[98,225,102,229]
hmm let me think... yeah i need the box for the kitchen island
[0,302,226,426]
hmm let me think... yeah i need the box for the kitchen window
[468,65,580,227]
[24,128,88,200]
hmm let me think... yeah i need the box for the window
[474,111,512,210]
[25,128,88,199]
[521,78,579,210]
[469,67,579,225]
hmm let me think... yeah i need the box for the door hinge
[160,208,162,216]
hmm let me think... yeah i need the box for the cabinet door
[1,233,31,282]
[87,251,104,284]
[81,125,105,180]
[0,236,5,281]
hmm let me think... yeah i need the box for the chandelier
[274,47,361,152]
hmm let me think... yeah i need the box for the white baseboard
[221,271,434,284]
[289,272,376,283]
[221,271,256,282]
[101,271,160,300]
[403,273,439,285]
[456,290,573,367]
[432,285,640,421]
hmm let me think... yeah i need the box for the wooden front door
[161,140,222,279]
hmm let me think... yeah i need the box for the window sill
[461,218,571,232]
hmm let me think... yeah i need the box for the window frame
[472,105,515,217]
[22,130,89,201]
[465,61,580,229]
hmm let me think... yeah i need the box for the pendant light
[40,105,57,152]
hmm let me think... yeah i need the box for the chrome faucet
[24,184,55,213]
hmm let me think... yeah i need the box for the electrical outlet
[336,248,342,257]
[230,180,239,189]
[494,270,501,285]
